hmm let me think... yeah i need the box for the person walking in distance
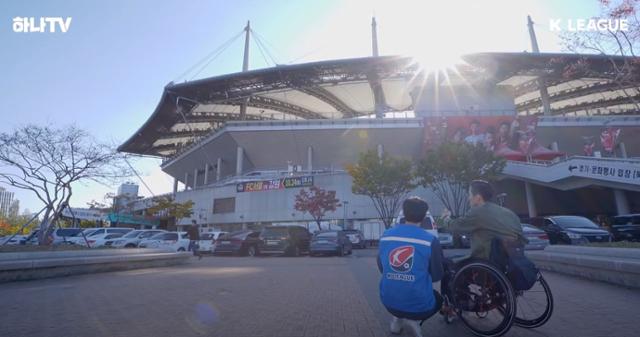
[187,220,203,260]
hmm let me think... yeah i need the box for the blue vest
[378,224,437,313]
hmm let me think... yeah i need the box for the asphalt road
[0,249,638,337]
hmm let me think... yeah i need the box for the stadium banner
[423,116,550,160]
[237,176,314,193]
[423,116,639,159]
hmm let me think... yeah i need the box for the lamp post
[342,201,349,229]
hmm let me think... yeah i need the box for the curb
[0,249,190,283]
[527,246,640,288]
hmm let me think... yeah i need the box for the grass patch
[585,241,640,249]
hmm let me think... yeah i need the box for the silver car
[522,224,549,250]
[111,230,166,248]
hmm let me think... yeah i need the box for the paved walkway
[0,249,638,337]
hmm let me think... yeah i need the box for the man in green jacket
[440,180,525,317]
[443,180,525,260]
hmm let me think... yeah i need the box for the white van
[394,210,438,237]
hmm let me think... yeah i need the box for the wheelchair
[442,256,553,337]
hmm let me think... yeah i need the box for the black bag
[490,239,539,291]
[505,247,538,291]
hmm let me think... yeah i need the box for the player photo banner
[236,176,314,193]
[422,116,564,161]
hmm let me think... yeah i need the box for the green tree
[346,150,416,229]
[416,142,505,218]
[0,214,34,236]
[146,195,194,230]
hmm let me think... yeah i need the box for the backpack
[490,238,539,291]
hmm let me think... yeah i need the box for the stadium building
[119,18,640,235]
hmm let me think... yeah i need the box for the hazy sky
[0,0,599,213]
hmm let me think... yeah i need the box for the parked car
[139,232,190,252]
[395,211,438,237]
[522,224,549,250]
[437,229,454,249]
[0,235,27,245]
[203,231,228,253]
[309,230,353,256]
[530,216,612,245]
[68,227,133,245]
[110,230,166,248]
[214,230,261,256]
[343,229,368,249]
[611,214,640,242]
[50,228,85,245]
[21,228,85,245]
[86,233,124,248]
[258,226,310,256]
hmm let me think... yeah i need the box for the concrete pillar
[539,84,552,116]
[184,172,189,191]
[614,189,630,215]
[524,182,537,218]
[216,158,222,181]
[307,146,313,173]
[173,178,178,194]
[203,164,209,186]
[193,169,199,189]
[551,141,559,152]
[619,142,628,158]
[377,144,384,160]
[242,223,248,230]
[236,147,244,176]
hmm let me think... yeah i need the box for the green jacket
[449,202,525,260]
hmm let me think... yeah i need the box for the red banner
[423,116,563,161]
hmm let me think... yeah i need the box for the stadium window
[213,197,236,214]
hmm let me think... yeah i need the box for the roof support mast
[528,15,552,116]
[371,17,385,118]
[372,17,379,57]
[240,21,251,120]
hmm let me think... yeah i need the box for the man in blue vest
[378,197,444,337]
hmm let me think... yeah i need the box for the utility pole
[371,17,379,57]
[527,15,552,116]
[240,21,251,120]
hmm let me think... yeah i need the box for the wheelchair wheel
[452,261,516,337]
[514,272,553,328]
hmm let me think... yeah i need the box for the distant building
[0,187,15,218]
[113,183,141,212]
[8,200,19,218]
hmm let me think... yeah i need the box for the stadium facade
[119,19,640,235]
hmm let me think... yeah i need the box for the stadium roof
[118,56,421,157]
[119,52,640,158]
[462,52,640,117]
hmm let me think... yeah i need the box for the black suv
[530,216,611,245]
[611,214,640,242]
[258,226,310,256]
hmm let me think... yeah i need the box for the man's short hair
[191,220,197,224]
[470,180,494,201]
[402,197,429,223]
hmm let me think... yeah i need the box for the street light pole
[343,201,349,229]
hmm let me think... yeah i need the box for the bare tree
[0,125,132,244]
[559,0,640,110]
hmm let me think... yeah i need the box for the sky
[0,0,601,213]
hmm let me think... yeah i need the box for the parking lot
[1,249,639,337]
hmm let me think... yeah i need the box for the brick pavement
[0,250,639,337]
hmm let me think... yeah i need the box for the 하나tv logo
[389,246,414,273]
